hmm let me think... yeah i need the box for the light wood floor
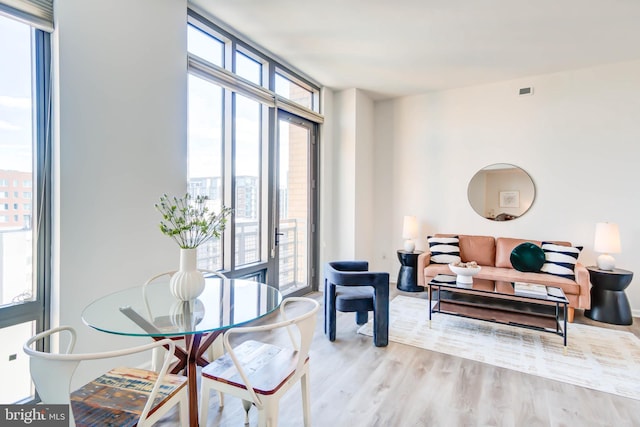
[159,287,640,427]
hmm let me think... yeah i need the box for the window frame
[0,19,52,404]
[186,9,322,289]
[187,10,323,118]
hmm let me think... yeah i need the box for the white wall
[370,60,640,314]
[324,88,376,263]
[354,90,375,262]
[54,0,187,385]
[326,89,356,260]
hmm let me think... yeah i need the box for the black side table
[584,266,634,325]
[397,250,424,292]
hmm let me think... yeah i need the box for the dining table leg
[182,330,225,426]
[184,333,202,427]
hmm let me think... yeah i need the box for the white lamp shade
[594,222,621,254]
[402,216,418,239]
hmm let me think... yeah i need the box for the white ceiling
[191,0,640,99]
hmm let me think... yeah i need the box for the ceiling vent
[518,87,534,96]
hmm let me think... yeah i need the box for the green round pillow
[510,242,545,272]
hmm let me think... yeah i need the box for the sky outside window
[187,32,262,179]
[187,24,223,67]
[0,15,33,172]
[188,74,223,180]
[235,51,261,85]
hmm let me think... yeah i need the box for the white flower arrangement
[155,193,232,249]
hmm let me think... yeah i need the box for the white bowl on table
[448,263,482,285]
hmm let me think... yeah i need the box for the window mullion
[223,89,234,271]
[33,27,51,333]
[188,55,275,107]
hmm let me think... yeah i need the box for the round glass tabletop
[82,278,282,337]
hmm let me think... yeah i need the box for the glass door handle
[275,228,284,246]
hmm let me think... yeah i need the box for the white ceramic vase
[170,248,205,301]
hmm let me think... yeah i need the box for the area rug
[357,295,640,400]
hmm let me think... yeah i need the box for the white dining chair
[199,297,320,427]
[23,325,188,427]
[144,269,227,373]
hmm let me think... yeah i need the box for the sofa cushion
[427,236,461,264]
[459,235,496,266]
[540,242,582,280]
[510,242,545,272]
[433,234,495,266]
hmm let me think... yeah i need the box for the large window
[0,13,51,403]
[188,74,224,270]
[234,94,262,267]
[187,10,322,294]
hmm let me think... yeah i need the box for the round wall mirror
[467,163,535,221]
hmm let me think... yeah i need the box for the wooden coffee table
[428,274,569,349]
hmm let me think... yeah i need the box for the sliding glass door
[275,111,317,296]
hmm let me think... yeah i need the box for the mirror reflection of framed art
[499,191,520,208]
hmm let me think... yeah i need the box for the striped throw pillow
[428,236,461,264]
[540,242,582,280]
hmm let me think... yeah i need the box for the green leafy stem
[155,193,233,249]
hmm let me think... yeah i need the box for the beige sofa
[417,234,590,322]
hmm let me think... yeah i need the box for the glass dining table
[82,277,283,427]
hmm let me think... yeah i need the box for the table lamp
[594,222,621,271]
[402,215,418,252]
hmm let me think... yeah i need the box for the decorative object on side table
[594,222,621,271]
[584,266,634,325]
[155,193,232,301]
[397,250,424,292]
[448,261,481,286]
[402,215,418,252]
